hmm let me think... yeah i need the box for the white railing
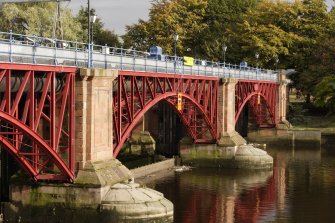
[0,31,278,81]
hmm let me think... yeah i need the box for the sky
[66,0,335,35]
[66,0,151,35]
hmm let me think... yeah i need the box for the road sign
[177,93,182,111]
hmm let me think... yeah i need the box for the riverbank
[290,114,335,133]
[288,99,335,134]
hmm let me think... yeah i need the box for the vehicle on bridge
[147,46,166,61]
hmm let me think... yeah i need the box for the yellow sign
[177,93,182,111]
[183,56,194,66]
[258,94,261,105]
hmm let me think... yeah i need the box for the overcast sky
[66,0,335,35]
[66,0,151,35]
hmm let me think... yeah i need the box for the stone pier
[277,70,291,129]
[217,78,247,147]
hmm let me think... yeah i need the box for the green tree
[123,19,149,51]
[314,76,335,113]
[199,0,259,62]
[76,6,121,47]
[230,0,303,68]
[287,0,332,102]
[0,3,81,41]
[123,0,208,55]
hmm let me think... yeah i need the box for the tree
[76,6,121,47]
[0,2,81,41]
[123,0,208,55]
[199,0,259,62]
[313,76,335,113]
[123,19,149,51]
[287,0,332,102]
[230,0,303,68]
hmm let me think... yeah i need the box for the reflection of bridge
[0,32,288,182]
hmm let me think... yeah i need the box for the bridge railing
[0,31,277,81]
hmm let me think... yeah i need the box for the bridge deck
[0,31,278,82]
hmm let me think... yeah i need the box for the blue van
[147,46,165,61]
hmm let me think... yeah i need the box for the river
[2,142,335,222]
[146,145,335,223]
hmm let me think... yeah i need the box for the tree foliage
[0,3,81,41]
[76,7,121,47]
[123,0,335,113]
[314,76,335,113]
[123,0,208,55]
[0,3,121,47]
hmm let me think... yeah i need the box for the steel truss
[235,80,277,127]
[0,63,75,182]
[113,71,219,157]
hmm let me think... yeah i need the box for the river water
[146,145,335,223]
[2,143,335,222]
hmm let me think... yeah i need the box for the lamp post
[91,13,97,44]
[90,11,96,68]
[275,58,279,70]
[222,43,227,65]
[173,33,179,73]
[88,0,91,68]
[255,52,259,79]
[87,0,97,68]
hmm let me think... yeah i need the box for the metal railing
[0,31,278,81]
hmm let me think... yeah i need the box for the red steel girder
[0,63,76,182]
[113,71,219,157]
[235,80,277,127]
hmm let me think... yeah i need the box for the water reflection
[148,147,335,223]
[147,168,274,223]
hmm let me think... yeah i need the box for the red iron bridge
[0,31,287,182]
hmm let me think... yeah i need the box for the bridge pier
[74,68,132,185]
[277,71,291,129]
[217,78,246,146]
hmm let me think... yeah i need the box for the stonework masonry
[217,78,246,146]
[277,70,291,129]
[75,68,118,170]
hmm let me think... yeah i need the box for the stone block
[74,159,133,187]
[130,144,142,155]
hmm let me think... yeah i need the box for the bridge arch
[113,72,219,157]
[235,81,277,128]
[0,64,75,182]
[0,111,74,181]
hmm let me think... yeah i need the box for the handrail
[0,31,278,81]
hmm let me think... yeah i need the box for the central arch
[113,72,219,157]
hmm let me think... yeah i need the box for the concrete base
[218,131,247,147]
[101,183,173,221]
[8,159,174,222]
[234,145,273,169]
[180,143,273,169]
